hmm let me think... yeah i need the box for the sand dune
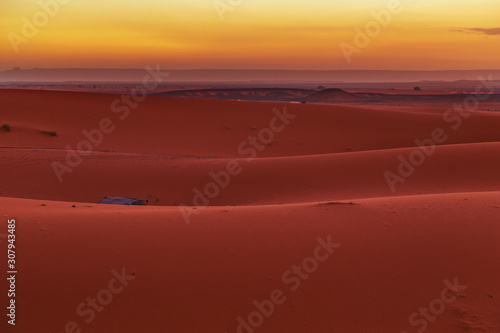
[1,90,500,157]
[2,191,500,332]
[1,142,500,206]
[1,89,499,333]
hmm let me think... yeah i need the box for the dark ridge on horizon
[156,87,500,104]
[1,68,499,84]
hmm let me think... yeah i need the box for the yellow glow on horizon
[0,0,499,70]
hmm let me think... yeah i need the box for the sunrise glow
[1,0,499,69]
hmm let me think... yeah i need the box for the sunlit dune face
[0,0,499,69]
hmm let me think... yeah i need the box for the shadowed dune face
[1,89,500,157]
[3,192,500,333]
[1,89,500,333]
[0,89,500,205]
[0,89,499,203]
[1,143,500,206]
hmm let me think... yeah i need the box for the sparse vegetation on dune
[40,130,57,137]
[318,201,358,206]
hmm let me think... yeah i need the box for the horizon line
[3,68,500,72]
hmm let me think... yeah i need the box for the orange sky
[1,0,499,70]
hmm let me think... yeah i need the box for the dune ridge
[1,89,499,333]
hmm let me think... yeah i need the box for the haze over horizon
[2,68,500,84]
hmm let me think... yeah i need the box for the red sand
[1,89,499,332]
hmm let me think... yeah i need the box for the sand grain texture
[1,90,499,332]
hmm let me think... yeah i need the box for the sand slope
[1,89,500,157]
[0,142,500,205]
[2,192,500,332]
[1,89,499,333]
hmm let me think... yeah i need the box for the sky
[0,0,499,70]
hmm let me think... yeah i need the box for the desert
[1,84,500,332]
[2,0,500,331]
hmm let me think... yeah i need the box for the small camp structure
[98,197,148,205]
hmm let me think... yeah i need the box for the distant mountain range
[1,68,500,83]
[157,88,500,104]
